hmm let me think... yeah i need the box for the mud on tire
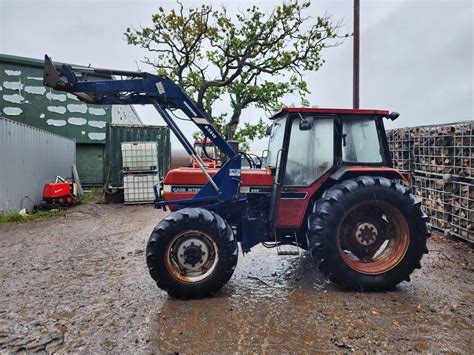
[147,208,238,299]
[307,176,430,290]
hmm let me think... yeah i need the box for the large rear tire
[307,176,430,290]
[147,208,238,299]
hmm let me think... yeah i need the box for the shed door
[76,144,104,188]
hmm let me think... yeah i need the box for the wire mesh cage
[410,121,473,177]
[387,121,473,178]
[123,174,158,204]
[414,175,452,231]
[450,180,473,242]
[387,120,473,243]
[121,142,158,172]
[452,122,473,178]
[386,127,414,172]
[412,125,455,175]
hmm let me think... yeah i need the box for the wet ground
[0,203,472,353]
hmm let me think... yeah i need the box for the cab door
[275,116,335,228]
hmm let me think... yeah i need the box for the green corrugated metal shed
[0,54,143,187]
[104,124,171,188]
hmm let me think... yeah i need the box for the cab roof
[270,107,390,120]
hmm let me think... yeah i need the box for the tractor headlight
[163,184,172,193]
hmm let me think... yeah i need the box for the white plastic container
[123,174,158,204]
[121,142,158,172]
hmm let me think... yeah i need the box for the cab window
[284,117,334,186]
[266,117,287,167]
[342,118,383,163]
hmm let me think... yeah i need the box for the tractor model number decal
[204,125,217,138]
[240,186,272,194]
[170,186,202,192]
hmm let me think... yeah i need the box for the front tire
[307,176,430,290]
[147,208,238,299]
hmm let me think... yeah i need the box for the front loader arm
[43,55,241,205]
[44,55,236,159]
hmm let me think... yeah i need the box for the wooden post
[353,0,360,109]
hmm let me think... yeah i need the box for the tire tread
[307,176,429,290]
[146,207,238,299]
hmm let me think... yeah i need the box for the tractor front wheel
[307,176,430,290]
[146,208,238,299]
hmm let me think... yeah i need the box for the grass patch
[79,188,101,203]
[0,188,102,225]
[0,209,67,225]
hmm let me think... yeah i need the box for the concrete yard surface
[0,203,473,352]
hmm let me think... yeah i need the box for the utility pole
[353,0,360,109]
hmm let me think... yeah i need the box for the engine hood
[163,167,274,187]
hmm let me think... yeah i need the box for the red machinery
[42,176,78,206]
[190,139,221,168]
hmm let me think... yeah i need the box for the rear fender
[330,166,409,183]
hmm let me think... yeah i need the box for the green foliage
[79,188,101,203]
[0,210,66,225]
[233,119,268,152]
[125,0,343,146]
[192,116,267,152]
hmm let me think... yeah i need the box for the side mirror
[299,116,314,130]
[265,125,272,136]
[388,112,400,121]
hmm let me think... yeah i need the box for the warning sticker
[229,169,241,177]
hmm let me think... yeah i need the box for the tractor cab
[265,108,393,180]
[263,108,397,229]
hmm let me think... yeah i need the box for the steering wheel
[246,153,262,169]
[239,152,256,168]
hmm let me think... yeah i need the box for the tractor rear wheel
[307,176,430,290]
[146,208,238,299]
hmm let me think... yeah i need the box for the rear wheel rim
[164,230,219,283]
[336,201,410,275]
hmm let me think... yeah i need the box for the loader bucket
[43,55,95,103]
[43,55,72,90]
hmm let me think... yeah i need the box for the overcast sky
[1,0,472,151]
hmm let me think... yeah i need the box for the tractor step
[277,250,300,256]
[275,231,300,256]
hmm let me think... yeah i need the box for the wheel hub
[176,237,209,271]
[355,223,378,246]
[182,243,205,267]
[337,202,410,275]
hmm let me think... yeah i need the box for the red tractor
[190,139,221,168]
[44,56,430,300]
[157,108,430,298]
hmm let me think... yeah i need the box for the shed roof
[0,53,110,78]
